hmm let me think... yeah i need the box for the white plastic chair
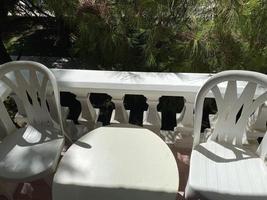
[0,61,65,182]
[185,70,267,200]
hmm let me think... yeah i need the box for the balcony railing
[53,69,215,139]
[0,68,266,143]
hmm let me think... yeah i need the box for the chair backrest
[0,61,64,137]
[193,70,267,152]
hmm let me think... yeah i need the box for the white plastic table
[52,127,179,200]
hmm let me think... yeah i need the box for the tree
[43,0,193,71]
[0,0,18,64]
[183,0,267,73]
[3,0,267,72]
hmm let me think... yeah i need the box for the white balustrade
[50,69,213,139]
[0,68,266,143]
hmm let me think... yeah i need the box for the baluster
[58,93,100,140]
[110,95,129,124]
[175,94,195,135]
[76,93,100,129]
[143,97,161,134]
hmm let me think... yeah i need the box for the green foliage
[43,0,192,71]
[182,0,267,72]
[40,0,267,72]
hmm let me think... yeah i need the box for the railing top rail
[0,68,265,99]
[52,69,213,93]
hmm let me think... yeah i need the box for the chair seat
[187,141,267,200]
[0,125,64,181]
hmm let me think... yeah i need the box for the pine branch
[20,0,53,17]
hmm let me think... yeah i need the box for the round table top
[53,127,179,200]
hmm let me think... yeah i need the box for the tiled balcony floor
[6,145,191,200]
